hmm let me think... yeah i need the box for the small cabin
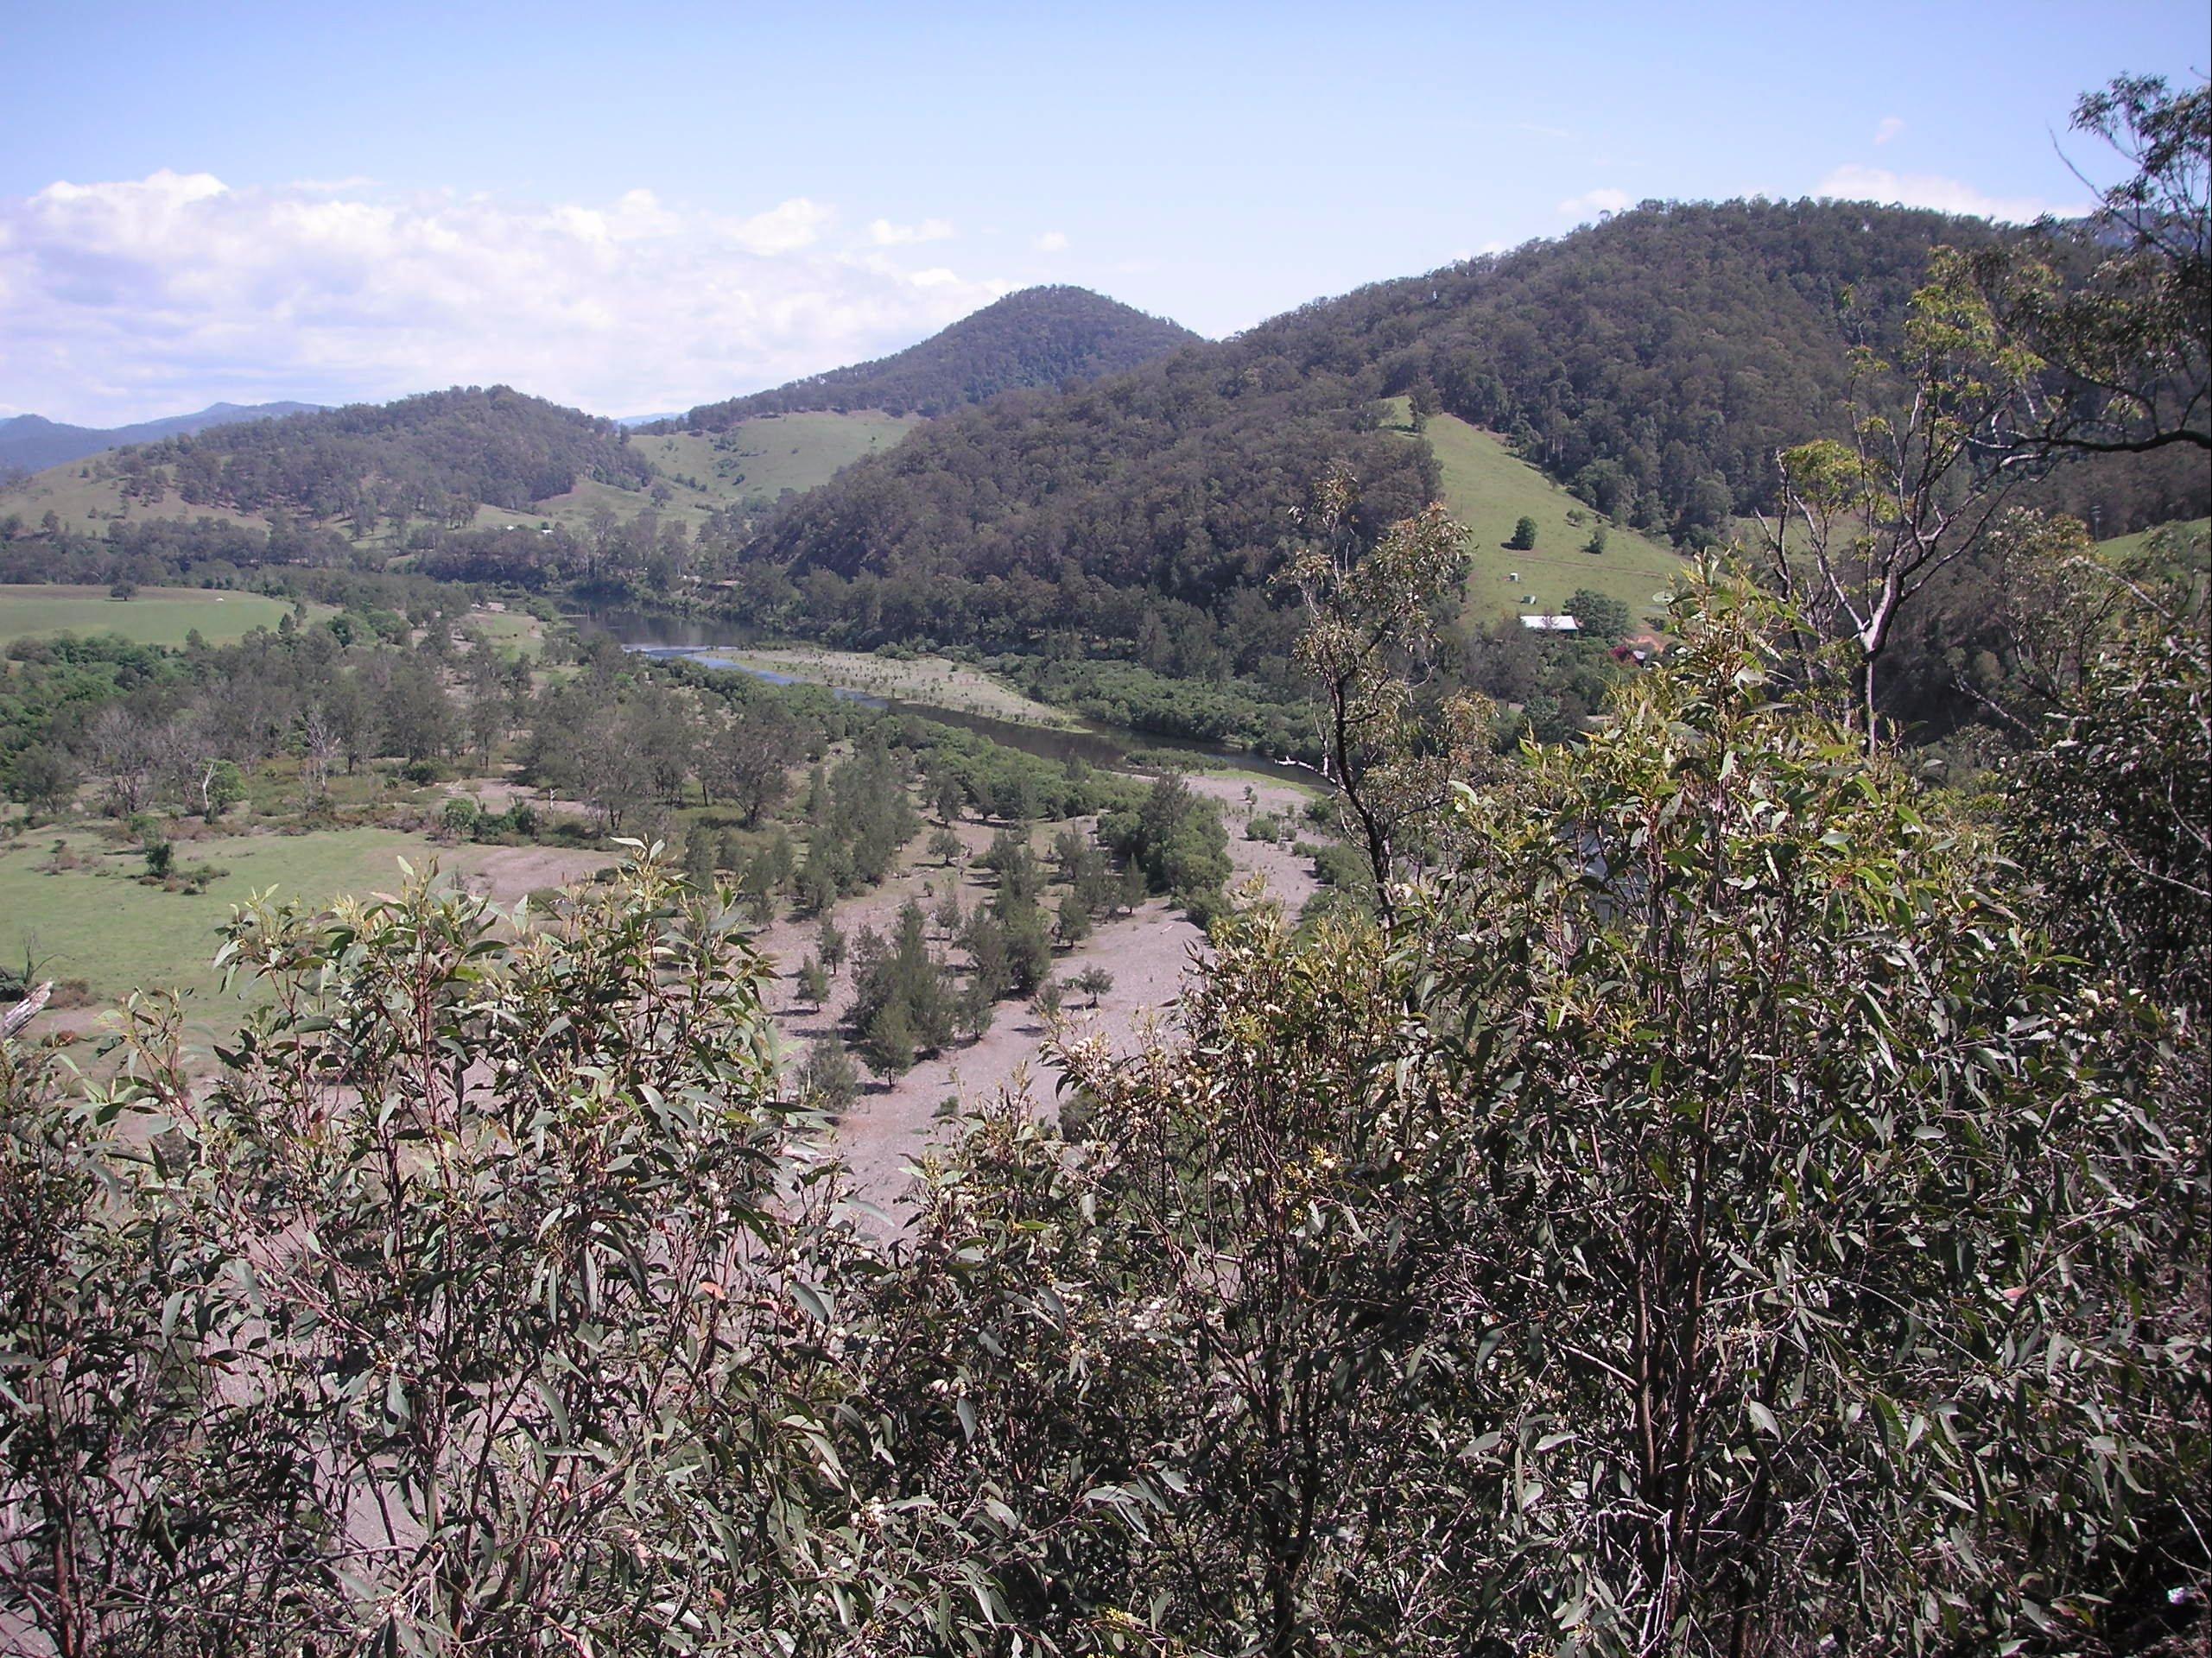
[1519,614,1581,632]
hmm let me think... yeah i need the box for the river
[564,609,1289,780]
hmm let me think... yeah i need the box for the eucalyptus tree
[1285,471,1478,924]
[1402,577,2197,1653]
[1963,73,2209,465]
[0,856,919,1653]
[1764,72,2208,742]
[1759,275,2042,740]
[903,573,2202,1656]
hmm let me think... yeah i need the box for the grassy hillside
[2099,516,2209,563]
[670,412,922,500]
[0,585,307,647]
[469,412,920,535]
[1,462,269,537]
[1393,406,1687,624]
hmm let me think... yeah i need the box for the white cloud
[1033,229,1069,253]
[869,216,955,245]
[1814,163,2088,223]
[0,174,1011,424]
[1873,116,1906,147]
[726,196,834,254]
[1556,187,1631,218]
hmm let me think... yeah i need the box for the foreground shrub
[900,579,2206,1655]
[1,856,893,1652]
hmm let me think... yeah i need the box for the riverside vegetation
[0,71,2206,1658]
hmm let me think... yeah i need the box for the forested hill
[746,341,1439,609]
[116,387,652,522]
[746,199,2206,604]
[674,287,1201,427]
[0,401,324,477]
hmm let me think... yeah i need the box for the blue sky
[3,0,2203,424]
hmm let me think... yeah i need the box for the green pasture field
[471,412,922,538]
[466,606,545,658]
[1390,404,1689,625]
[0,826,611,1052]
[2099,516,2209,564]
[0,585,307,647]
[682,410,921,499]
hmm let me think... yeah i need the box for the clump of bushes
[1098,771,1231,921]
[437,795,546,843]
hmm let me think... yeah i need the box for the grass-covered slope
[0,461,270,538]
[1391,406,1687,623]
[640,414,922,505]
[2098,516,2210,563]
[464,413,925,536]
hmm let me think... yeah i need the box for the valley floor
[704,644,1084,728]
[759,770,1318,1220]
[9,760,1321,1227]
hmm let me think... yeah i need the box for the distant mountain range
[0,401,324,476]
[1,284,1195,488]
[666,286,1201,429]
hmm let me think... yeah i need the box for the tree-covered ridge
[673,285,1201,427]
[1300,198,1993,540]
[117,386,653,522]
[745,200,2206,616]
[745,340,1438,606]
